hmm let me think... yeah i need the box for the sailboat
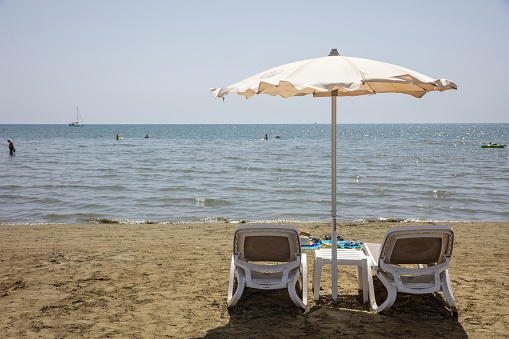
[69,107,84,127]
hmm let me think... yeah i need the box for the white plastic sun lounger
[227,224,307,309]
[362,225,458,315]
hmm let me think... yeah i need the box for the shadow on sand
[201,279,467,338]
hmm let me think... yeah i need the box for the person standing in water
[7,139,15,155]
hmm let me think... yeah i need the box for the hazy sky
[1,1,508,124]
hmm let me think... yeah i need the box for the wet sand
[1,221,508,338]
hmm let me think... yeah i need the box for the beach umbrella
[210,49,457,302]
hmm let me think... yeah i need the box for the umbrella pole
[331,93,338,302]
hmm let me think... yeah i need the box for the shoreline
[0,217,490,226]
[1,221,508,337]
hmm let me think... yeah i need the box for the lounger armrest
[380,258,451,294]
[379,258,450,276]
[235,259,301,272]
[234,257,301,283]
[362,243,379,271]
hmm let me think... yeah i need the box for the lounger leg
[227,256,245,308]
[301,253,307,306]
[227,255,235,303]
[227,271,245,307]
[288,269,306,309]
[287,254,307,309]
[366,269,397,313]
[227,275,244,307]
[441,270,458,316]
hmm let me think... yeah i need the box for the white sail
[69,107,84,127]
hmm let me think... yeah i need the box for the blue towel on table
[301,240,362,250]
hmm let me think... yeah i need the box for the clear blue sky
[1,0,508,124]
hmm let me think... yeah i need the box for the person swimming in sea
[7,139,15,155]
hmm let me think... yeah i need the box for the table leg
[313,257,323,301]
[355,265,363,290]
[361,258,369,303]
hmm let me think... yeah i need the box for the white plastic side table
[312,248,369,303]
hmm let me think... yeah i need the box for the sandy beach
[1,221,508,338]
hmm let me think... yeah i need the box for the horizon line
[2,122,508,126]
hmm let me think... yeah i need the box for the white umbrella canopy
[211,49,456,99]
[211,49,456,302]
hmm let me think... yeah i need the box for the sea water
[1,124,508,224]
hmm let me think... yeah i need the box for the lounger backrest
[380,226,454,266]
[233,225,301,262]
